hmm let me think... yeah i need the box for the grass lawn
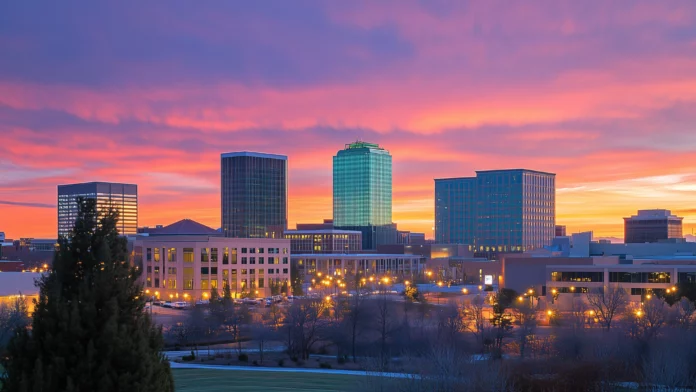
[173,368,364,392]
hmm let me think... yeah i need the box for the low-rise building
[546,264,696,308]
[133,219,291,300]
[284,229,362,254]
[293,253,425,281]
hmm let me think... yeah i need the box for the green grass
[173,369,364,392]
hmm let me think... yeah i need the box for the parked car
[195,299,209,306]
[162,301,173,308]
[154,300,165,306]
[172,301,190,309]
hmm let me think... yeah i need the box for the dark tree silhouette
[1,198,174,392]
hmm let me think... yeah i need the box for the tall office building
[333,141,394,249]
[435,169,555,255]
[624,209,683,243]
[221,152,288,239]
[57,182,138,238]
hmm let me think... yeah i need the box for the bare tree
[585,286,628,331]
[670,297,695,329]
[344,290,371,362]
[220,304,250,355]
[0,295,29,353]
[284,299,330,360]
[642,331,696,390]
[634,297,669,340]
[252,323,276,365]
[435,303,466,348]
[263,303,285,330]
[512,301,537,359]
[462,295,487,352]
[567,296,588,332]
[372,292,401,368]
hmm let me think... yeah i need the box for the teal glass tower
[333,141,394,249]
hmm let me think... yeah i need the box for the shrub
[278,359,284,367]
[337,356,346,365]
[319,362,332,369]
[181,350,196,361]
[238,353,249,362]
[252,360,259,366]
[291,356,299,363]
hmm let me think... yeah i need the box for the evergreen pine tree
[0,198,174,392]
[222,283,233,306]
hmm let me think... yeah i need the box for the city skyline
[2,1,696,239]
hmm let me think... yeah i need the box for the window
[184,248,194,263]
[268,257,275,265]
[184,267,193,290]
[250,257,256,265]
[283,257,288,264]
[241,248,247,254]
[146,266,152,273]
[154,278,160,288]
[259,278,264,288]
[201,279,209,290]
[211,267,218,275]
[231,248,238,264]
[268,269,274,275]
[211,280,218,289]
[201,267,209,275]
[679,272,696,284]
[167,267,177,275]
[201,248,209,263]
[223,270,229,288]
[250,248,256,254]
[550,271,603,282]
[283,248,288,254]
[154,248,161,263]
[154,266,160,274]
[259,248,264,254]
[242,257,247,265]
[146,248,152,262]
[167,278,176,289]
[609,272,671,284]
[250,269,255,275]
[241,269,248,275]
[231,270,238,290]
[167,248,176,262]
[211,248,218,263]
[223,247,229,265]
[259,257,264,264]
[146,277,152,287]
[283,268,288,274]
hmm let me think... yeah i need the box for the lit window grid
[58,185,137,238]
[135,238,292,299]
[333,145,392,227]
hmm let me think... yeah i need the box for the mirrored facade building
[333,141,395,249]
[221,152,288,239]
[57,182,138,238]
[435,169,555,256]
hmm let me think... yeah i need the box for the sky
[1,1,696,240]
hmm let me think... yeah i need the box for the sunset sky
[1,1,696,240]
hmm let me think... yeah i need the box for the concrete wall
[501,255,594,294]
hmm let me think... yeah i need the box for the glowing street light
[325,295,331,302]
[462,288,468,294]
[369,276,374,282]
[547,310,554,316]
[636,310,643,317]
[551,288,558,295]
[518,296,524,302]
[646,294,652,300]
[145,289,150,294]
[405,280,410,286]
[203,292,209,299]
[437,281,443,287]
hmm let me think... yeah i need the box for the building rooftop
[624,209,683,221]
[293,253,423,258]
[144,219,220,236]
[0,272,41,296]
[284,230,362,235]
[220,151,287,160]
[475,168,556,176]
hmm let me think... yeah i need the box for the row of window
[146,266,288,275]
[147,276,288,290]
[146,247,289,264]
[552,271,690,284]
[608,272,671,284]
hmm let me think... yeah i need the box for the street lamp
[518,296,524,302]
[462,288,468,294]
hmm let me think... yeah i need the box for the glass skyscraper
[435,169,555,254]
[57,182,138,238]
[221,152,288,239]
[333,141,394,249]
